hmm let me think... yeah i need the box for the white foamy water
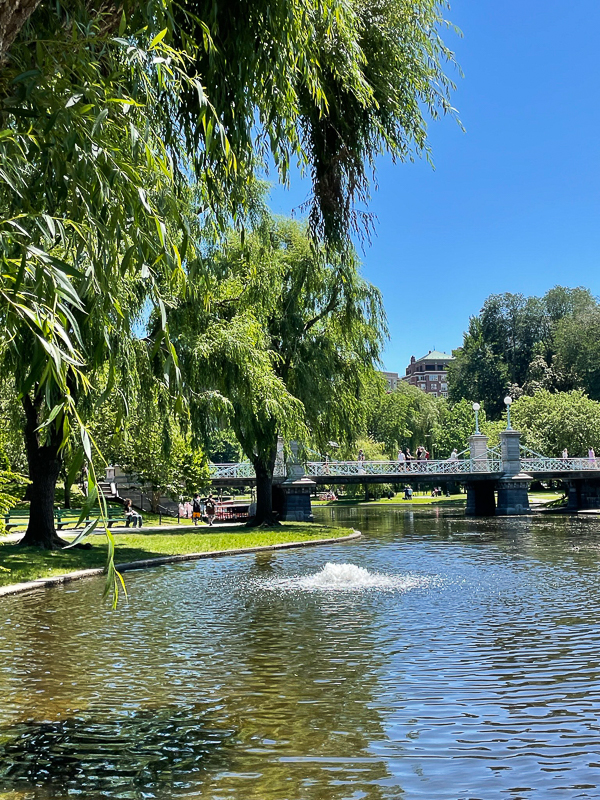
[254,562,436,593]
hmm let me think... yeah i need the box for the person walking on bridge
[357,448,365,474]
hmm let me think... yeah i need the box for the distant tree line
[448,286,600,417]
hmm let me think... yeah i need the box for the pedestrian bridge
[208,456,600,484]
[208,429,600,518]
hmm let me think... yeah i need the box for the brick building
[401,350,453,398]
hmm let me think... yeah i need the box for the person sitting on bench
[123,498,143,528]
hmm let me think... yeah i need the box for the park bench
[55,507,129,529]
[4,507,128,531]
[3,510,30,531]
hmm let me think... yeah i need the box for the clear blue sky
[268,0,600,375]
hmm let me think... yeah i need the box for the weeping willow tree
[169,217,387,525]
[0,0,459,555]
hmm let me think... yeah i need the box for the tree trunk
[0,0,125,61]
[19,396,69,549]
[248,447,280,527]
[0,0,43,59]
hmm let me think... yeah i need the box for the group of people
[180,494,217,526]
[396,446,430,464]
[122,493,219,528]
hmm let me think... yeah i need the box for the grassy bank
[0,523,345,588]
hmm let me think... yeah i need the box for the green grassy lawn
[529,492,564,503]
[0,523,347,588]
[3,510,239,531]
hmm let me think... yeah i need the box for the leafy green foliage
[0,0,460,550]
[206,429,243,464]
[511,390,600,458]
[436,398,485,458]
[449,287,599,416]
[0,467,28,535]
[553,307,600,400]
[170,216,386,521]
[367,382,441,456]
[169,0,461,243]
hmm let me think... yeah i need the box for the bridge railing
[209,463,256,479]
[304,458,502,477]
[208,462,286,479]
[521,457,599,472]
[209,458,506,480]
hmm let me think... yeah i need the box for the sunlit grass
[0,523,346,587]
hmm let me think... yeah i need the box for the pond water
[1,507,600,799]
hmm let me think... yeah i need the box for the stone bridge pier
[274,440,315,522]
[496,429,531,515]
[466,429,531,516]
[465,433,496,515]
[566,479,600,510]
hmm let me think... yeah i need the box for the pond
[1,507,600,799]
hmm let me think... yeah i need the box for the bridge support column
[496,429,531,515]
[280,477,315,522]
[466,481,496,516]
[279,442,314,521]
[468,433,489,470]
[566,479,600,510]
[496,476,531,515]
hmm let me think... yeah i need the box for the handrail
[521,457,599,472]
[208,455,600,481]
[304,459,502,477]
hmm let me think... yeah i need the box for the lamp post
[504,395,513,430]
[472,402,481,434]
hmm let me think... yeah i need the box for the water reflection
[1,508,600,798]
[0,705,235,798]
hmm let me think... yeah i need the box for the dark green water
[1,507,600,799]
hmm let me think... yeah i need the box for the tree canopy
[169,216,387,523]
[366,381,441,457]
[448,287,600,416]
[0,0,460,559]
[511,390,600,458]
